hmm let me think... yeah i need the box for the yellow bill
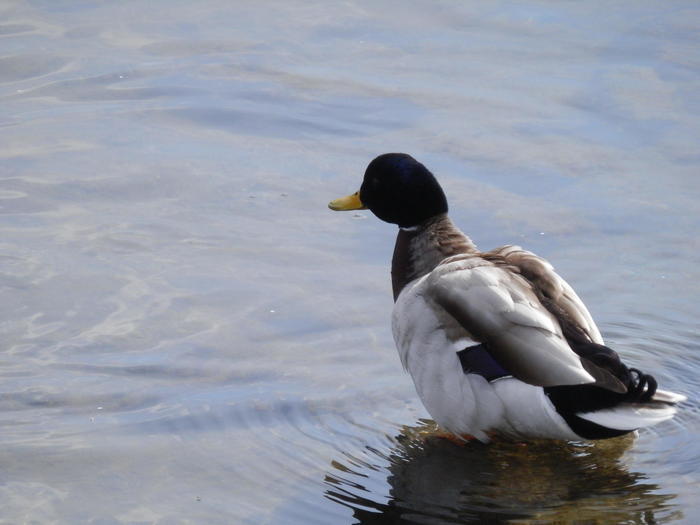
[328,191,366,211]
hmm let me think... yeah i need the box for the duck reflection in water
[324,421,680,524]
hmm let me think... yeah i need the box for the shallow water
[1,1,699,523]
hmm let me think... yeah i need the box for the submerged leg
[433,431,478,445]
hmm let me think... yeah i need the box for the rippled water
[1,1,699,523]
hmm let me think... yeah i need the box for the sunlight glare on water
[1,1,699,523]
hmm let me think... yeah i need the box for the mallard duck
[329,153,685,442]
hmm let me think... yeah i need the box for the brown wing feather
[483,245,603,344]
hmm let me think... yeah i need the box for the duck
[328,152,686,442]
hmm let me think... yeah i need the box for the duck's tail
[576,392,685,433]
[544,339,686,439]
[651,389,688,404]
[537,295,686,438]
[546,382,686,439]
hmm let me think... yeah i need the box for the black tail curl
[567,339,659,404]
[627,368,658,403]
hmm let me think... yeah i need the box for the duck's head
[329,153,448,228]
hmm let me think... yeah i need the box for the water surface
[1,1,699,523]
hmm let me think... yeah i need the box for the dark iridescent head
[329,153,448,228]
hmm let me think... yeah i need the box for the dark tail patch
[568,339,658,402]
[545,341,659,439]
[537,292,661,438]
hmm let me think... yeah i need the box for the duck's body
[391,214,681,441]
[330,153,685,442]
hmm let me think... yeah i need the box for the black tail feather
[545,342,661,439]
[628,368,658,403]
[537,290,664,439]
[538,293,659,402]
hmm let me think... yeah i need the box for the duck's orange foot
[433,431,478,446]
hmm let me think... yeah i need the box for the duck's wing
[485,245,603,344]
[428,258,599,388]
